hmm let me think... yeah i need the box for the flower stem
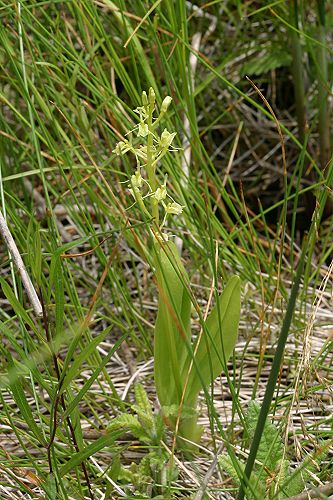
[146,100,159,225]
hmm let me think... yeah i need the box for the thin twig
[0,209,43,317]
[193,445,223,500]
[286,481,333,500]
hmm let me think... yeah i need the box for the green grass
[0,1,333,499]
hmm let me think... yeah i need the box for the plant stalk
[146,97,159,225]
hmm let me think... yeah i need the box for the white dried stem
[175,32,201,254]
[181,32,202,180]
[0,209,43,317]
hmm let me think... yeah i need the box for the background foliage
[0,1,332,498]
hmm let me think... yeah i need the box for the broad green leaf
[154,241,192,407]
[187,275,241,396]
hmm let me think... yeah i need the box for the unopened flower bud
[160,96,172,114]
[142,91,148,106]
[148,87,156,105]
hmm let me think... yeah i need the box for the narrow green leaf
[59,429,124,477]
[6,351,46,446]
[0,277,38,334]
[44,473,57,500]
[58,328,111,396]
[54,258,65,340]
[60,333,127,422]
[33,227,42,287]
[107,0,158,97]
[68,385,84,449]
[238,249,305,500]
[26,223,42,288]
[0,320,53,395]
[47,237,93,300]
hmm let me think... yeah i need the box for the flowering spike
[115,89,182,231]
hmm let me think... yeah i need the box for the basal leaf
[187,275,241,396]
[154,240,192,407]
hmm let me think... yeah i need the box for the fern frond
[282,448,325,497]
[218,453,266,500]
[241,50,292,77]
[218,454,241,488]
[134,383,154,417]
[108,413,148,441]
[247,401,284,474]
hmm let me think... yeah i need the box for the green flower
[159,129,176,149]
[138,121,149,137]
[154,185,167,202]
[131,169,143,189]
[113,140,131,156]
[165,201,183,215]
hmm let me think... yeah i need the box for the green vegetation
[220,401,330,499]
[114,88,240,449]
[0,1,332,499]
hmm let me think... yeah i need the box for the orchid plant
[114,88,241,450]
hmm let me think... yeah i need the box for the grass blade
[60,429,124,477]
[237,248,306,500]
